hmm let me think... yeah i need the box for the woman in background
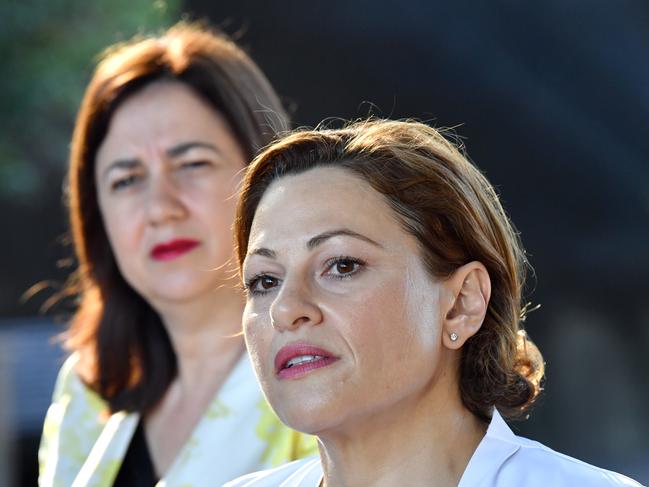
[227,119,641,486]
[38,22,314,487]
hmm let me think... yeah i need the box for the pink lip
[274,343,339,380]
[150,238,200,261]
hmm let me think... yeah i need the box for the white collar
[458,409,521,486]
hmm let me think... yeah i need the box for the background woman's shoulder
[38,353,107,487]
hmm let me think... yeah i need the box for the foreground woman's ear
[442,261,491,349]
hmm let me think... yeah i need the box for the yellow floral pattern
[38,354,317,487]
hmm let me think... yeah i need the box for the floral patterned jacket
[38,353,316,487]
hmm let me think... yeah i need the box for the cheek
[335,281,410,365]
[196,173,240,210]
[194,186,239,238]
[405,291,441,352]
[243,308,272,373]
[404,267,443,351]
[349,275,441,372]
[100,203,143,260]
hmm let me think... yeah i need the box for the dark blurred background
[1,0,647,485]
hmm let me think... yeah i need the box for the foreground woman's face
[242,167,447,435]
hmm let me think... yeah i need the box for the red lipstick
[274,343,339,380]
[150,239,200,261]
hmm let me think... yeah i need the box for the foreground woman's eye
[245,274,280,296]
[324,256,365,279]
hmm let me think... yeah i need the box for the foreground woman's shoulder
[222,457,322,487]
[497,434,643,486]
[464,410,644,487]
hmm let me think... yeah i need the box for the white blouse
[223,410,643,487]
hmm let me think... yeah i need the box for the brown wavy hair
[65,21,288,413]
[234,119,544,422]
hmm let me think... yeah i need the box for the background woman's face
[95,80,247,307]
[242,166,448,435]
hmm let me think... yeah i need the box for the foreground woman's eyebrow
[306,228,382,250]
[248,228,383,260]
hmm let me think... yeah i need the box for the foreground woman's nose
[269,281,323,332]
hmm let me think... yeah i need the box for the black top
[112,420,159,487]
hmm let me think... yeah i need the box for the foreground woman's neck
[318,375,487,487]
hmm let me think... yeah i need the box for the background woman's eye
[181,160,210,169]
[111,174,139,191]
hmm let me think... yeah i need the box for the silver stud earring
[449,332,459,342]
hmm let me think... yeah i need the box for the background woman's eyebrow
[166,141,221,157]
[307,229,382,250]
[101,158,139,180]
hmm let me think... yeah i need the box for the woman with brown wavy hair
[226,119,641,486]
[38,22,314,487]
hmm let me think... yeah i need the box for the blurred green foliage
[0,0,181,200]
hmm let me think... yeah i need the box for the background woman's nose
[145,172,187,226]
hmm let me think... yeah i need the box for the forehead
[110,81,219,132]
[248,166,409,252]
[96,81,230,164]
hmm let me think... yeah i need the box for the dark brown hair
[66,21,288,413]
[235,119,544,422]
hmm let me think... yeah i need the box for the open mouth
[275,344,339,380]
[285,355,324,368]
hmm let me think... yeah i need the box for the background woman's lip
[274,343,336,373]
[150,238,200,261]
